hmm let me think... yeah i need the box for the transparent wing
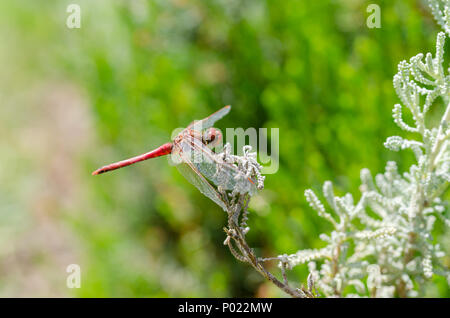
[172,148,228,211]
[179,137,257,195]
[188,105,231,131]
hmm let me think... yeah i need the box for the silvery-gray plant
[218,0,449,298]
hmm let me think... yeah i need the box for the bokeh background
[0,0,448,297]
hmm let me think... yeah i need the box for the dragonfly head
[202,128,222,148]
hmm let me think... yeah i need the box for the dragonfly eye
[203,128,222,148]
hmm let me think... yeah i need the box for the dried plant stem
[220,193,310,298]
[224,219,308,298]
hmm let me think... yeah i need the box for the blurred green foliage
[0,0,448,297]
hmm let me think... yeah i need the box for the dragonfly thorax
[174,128,222,149]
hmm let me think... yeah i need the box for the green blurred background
[0,0,448,297]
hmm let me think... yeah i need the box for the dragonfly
[92,105,256,211]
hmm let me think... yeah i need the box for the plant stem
[225,220,308,298]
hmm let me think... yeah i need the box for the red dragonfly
[92,106,256,210]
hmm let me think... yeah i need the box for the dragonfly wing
[188,105,231,131]
[187,138,257,195]
[172,149,228,211]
